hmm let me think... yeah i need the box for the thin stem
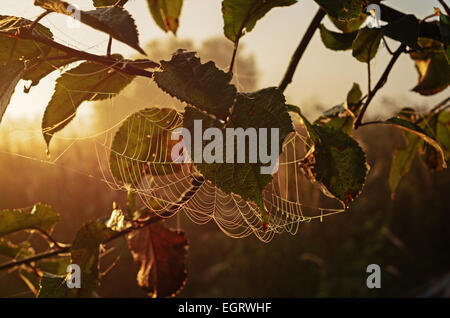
[354,44,406,129]
[278,8,326,92]
[381,37,394,55]
[367,60,372,94]
[438,0,450,15]
[29,11,52,31]
[228,40,239,74]
[429,96,450,113]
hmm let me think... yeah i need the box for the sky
[1,0,449,124]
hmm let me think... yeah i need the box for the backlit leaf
[70,220,117,297]
[34,0,145,54]
[0,15,53,63]
[37,273,72,298]
[183,87,294,222]
[439,12,450,62]
[346,82,362,115]
[0,239,34,260]
[42,61,136,148]
[127,222,188,298]
[314,104,355,135]
[385,117,446,168]
[154,50,237,121]
[352,27,382,63]
[410,38,450,96]
[109,108,183,185]
[289,106,369,208]
[22,47,81,88]
[0,203,60,237]
[314,0,368,21]
[319,24,357,51]
[389,132,422,199]
[0,61,24,124]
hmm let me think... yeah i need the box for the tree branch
[438,0,450,15]
[278,8,326,92]
[0,176,205,272]
[354,44,406,129]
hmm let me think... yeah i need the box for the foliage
[0,0,449,298]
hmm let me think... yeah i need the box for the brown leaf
[127,222,188,298]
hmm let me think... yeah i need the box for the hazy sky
[2,0,449,123]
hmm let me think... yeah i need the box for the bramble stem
[278,8,325,92]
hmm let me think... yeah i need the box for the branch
[0,214,161,272]
[438,0,450,15]
[0,27,158,78]
[354,43,406,129]
[278,8,326,92]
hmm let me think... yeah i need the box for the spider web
[94,108,346,243]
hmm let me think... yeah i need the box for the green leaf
[385,117,446,168]
[0,61,24,124]
[352,27,382,63]
[22,48,81,88]
[154,50,237,121]
[410,38,450,96]
[328,13,366,33]
[37,273,72,298]
[389,132,422,199]
[289,106,369,207]
[70,220,117,297]
[109,108,183,185]
[319,24,358,51]
[222,0,297,42]
[183,87,293,223]
[0,238,34,259]
[34,0,145,54]
[93,0,128,7]
[42,61,136,149]
[147,0,183,34]
[380,14,419,49]
[0,15,53,63]
[0,203,60,237]
[439,12,450,62]
[127,222,188,297]
[314,104,355,135]
[436,110,450,153]
[420,111,450,171]
[314,0,366,21]
[346,82,362,114]
[38,257,72,275]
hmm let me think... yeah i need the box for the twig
[228,40,239,74]
[354,44,406,129]
[0,28,158,78]
[278,8,326,92]
[438,0,450,15]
